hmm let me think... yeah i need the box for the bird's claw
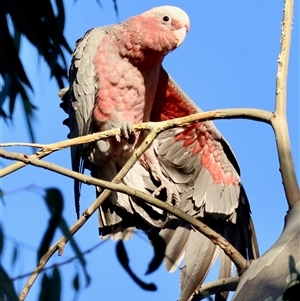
[116,122,136,144]
[152,179,180,206]
[120,122,133,140]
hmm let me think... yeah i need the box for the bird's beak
[175,24,189,47]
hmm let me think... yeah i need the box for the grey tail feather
[215,250,231,301]
[74,154,85,219]
[239,184,259,260]
[248,216,260,259]
[74,179,81,219]
[178,232,218,301]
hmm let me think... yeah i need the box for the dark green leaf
[0,225,3,255]
[13,25,21,51]
[38,269,62,301]
[112,0,119,18]
[1,0,72,141]
[94,0,103,9]
[55,0,65,32]
[73,273,80,291]
[283,256,300,301]
[39,273,50,301]
[42,188,90,286]
[283,282,300,301]
[116,240,129,268]
[289,255,300,276]
[0,16,32,89]
[38,188,64,262]
[58,216,91,287]
[146,232,166,275]
[0,108,9,119]
[20,88,37,144]
[0,265,18,301]
[11,245,19,266]
[0,189,5,205]
[51,267,61,301]
[44,188,64,215]
[37,223,57,263]
[116,241,156,291]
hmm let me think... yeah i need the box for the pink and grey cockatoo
[60,6,259,301]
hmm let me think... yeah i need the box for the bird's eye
[163,16,169,22]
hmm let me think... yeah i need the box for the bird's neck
[113,24,167,67]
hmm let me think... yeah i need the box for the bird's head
[118,6,190,62]
[140,6,190,48]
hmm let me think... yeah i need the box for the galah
[60,6,259,301]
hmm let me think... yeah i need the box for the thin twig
[58,127,159,252]
[12,241,105,282]
[1,146,249,290]
[0,108,272,178]
[272,0,299,208]
[0,142,46,148]
[2,107,272,300]
[18,129,158,300]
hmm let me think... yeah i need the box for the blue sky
[1,1,299,300]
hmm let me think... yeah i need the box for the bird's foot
[141,149,180,206]
[152,176,180,206]
[116,122,136,144]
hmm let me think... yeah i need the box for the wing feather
[179,231,217,301]
[59,26,114,217]
[159,219,190,272]
[147,68,259,300]
[216,249,232,300]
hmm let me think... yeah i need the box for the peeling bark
[232,201,300,301]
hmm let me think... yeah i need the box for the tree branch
[272,0,299,209]
[1,107,272,300]
[0,146,249,270]
[0,107,272,177]
[1,107,273,299]
[11,241,104,282]
[16,128,156,300]
[1,143,249,300]
[275,0,293,116]
[0,142,47,148]
[231,1,299,299]
[191,276,239,300]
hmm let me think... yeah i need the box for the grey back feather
[59,26,114,217]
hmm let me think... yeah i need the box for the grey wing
[59,26,113,217]
[152,126,259,301]
[148,73,259,300]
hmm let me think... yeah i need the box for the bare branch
[1,144,249,299]
[275,0,294,116]
[0,149,52,178]
[18,129,158,300]
[272,0,299,209]
[1,107,273,299]
[0,142,46,148]
[0,127,124,178]
[192,276,239,300]
[0,107,272,178]
[12,241,105,282]
[57,126,159,253]
[2,107,272,300]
